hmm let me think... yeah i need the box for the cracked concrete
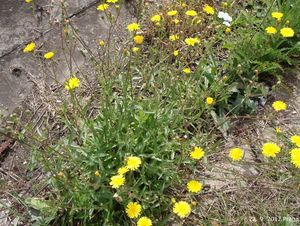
[0,0,134,116]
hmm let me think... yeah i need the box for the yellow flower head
[57,171,64,177]
[25,0,33,3]
[262,142,281,157]
[126,156,142,171]
[109,175,125,188]
[173,50,179,56]
[171,197,176,203]
[222,2,228,7]
[44,51,54,60]
[173,201,191,218]
[23,42,35,53]
[65,77,80,91]
[187,180,203,193]
[167,10,178,16]
[137,217,152,226]
[169,34,179,41]
[206,97,214,105]
[107,0,118,3]
[225,27,231,33]
[203,5,215,15]
[280,27,295,38]
[229,148,244,161]
[173,19,180,24]
[291,135,300,147]
[290,148,300,168]
[185,37,200,46]
[266,26,277,34]
[272,100,287,111]
[95,170,100,177]
[117,166,129,175]
[127,23,140,31]
[182,67,191,74]
[185,10,197,17]
[271,12,283,21]
[132,47,140,52]
[125,202,142,218]
[275,127,282,134]
[151,15,161,23]
[97,3,109,11]
[99,40,105,46]
[190,147,205,160]
[134,35,144,45]
[181,3,187,8]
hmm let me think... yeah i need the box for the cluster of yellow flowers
[265,12,295,38]
[125,202,152,226]
[97,0,119,12]
[228,100,300,168]
[171,146,206,218]
[23,42,55,60]
[109,156,142,188]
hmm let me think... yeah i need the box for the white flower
[223,21,231,27]
[218,11,232,22]
[218,11,232,27]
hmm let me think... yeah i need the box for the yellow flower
[107,0,118,3]
[222,2,228,7]
[173,201,191,218]
[23,42,35,53]
[95,170,100,177]
[25,0,32,3]
[127,23,140,31]
[181,3,187,8]
[182,67,191,74]
[117,166,129,175]
[65,77,80,91]
[97,3,109,11]
[99,40,105,46]
[203,5,215,15]
[185,37,200,46]
[280,27,295,38]
[190,147,205,160]
[126,156,142,171]
[291,135,300,147]
[225,27,231,33]
[229,148,244,161]
[266,26,277,34]
[272,100,287,111]
[167,10,178,16]
[109,175,125,188]
[169,34,179,41]
[262,142,281,157]
[151,15,161,22]
[134,35,144,45]
[173,50,179,56]
[44,51,54,60]
[173,19,180,24]
[187,180,203,193]
[290,148,300,168]
[171,197,176,203]
[137,217,152,226]
[125,202,142,218]
[275,127,282,134]
[132,47,140,52]
[185,10,197,17]
[57,171,64,177]
[206,97,214,105]
[271,12,283,21]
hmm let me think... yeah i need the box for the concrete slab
[0,0,134,116]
